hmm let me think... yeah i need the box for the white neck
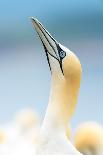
[41,74,79,135]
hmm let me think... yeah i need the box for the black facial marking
[33,20,66,75]
[34,20,58,59]
[34,28,52,73]
[42,42,52,73]
[56,44,66,60]
[56,44,66,75]
[59,61,64,75]
[38,21,57,44]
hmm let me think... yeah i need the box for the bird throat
[41,75,79,134]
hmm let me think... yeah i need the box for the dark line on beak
[35,30,64,75]
[40,35,64,75]
[38,21,57,44]
[33,20,58,59]
[35,30,52,73]
[32,19,64,76]
[42,42,52,73]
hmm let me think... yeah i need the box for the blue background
[0,0,103,128]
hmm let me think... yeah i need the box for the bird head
[31,18,82,87]
[74,122,103,155]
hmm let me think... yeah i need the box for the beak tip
[30,17,40,29]
[29,17,35,23]
[29,17,38,23]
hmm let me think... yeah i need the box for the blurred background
[0,0,103,128]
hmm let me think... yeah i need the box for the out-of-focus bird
[0,128,6,144]
[0,125,19,155]
[0,113,37,155]
[14,108,39,130]
[74,122,103,155]
[0,124,18,145]
[14,108,40,143]
[31,17,82,155]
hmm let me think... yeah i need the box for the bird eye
[59,50,66,59]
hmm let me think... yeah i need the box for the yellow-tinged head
[30,18,81,79]
[61,45,82,116]
[74,122,103,154]
[31,18,82,128]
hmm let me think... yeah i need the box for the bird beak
[31,17,63,73]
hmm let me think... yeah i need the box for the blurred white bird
[0,108,40,155]
[0,111,38,155]
[0,128,7,144]
[74,122,103,155]
[31,18,82,155]
[0,123,19,144]
[0,124,20,155]
[14,108,40,143]
[14,108,39,129]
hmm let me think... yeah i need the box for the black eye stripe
[54,44,66,75]
[56,44,66,60]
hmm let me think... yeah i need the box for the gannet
[31,18,82,155]
[74,122,103,155]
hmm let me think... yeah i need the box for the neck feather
[41,74,80,134]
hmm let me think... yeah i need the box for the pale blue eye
[59,50,66,59]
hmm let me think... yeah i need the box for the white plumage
[31,18,82,155]
[0,18,83,155]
